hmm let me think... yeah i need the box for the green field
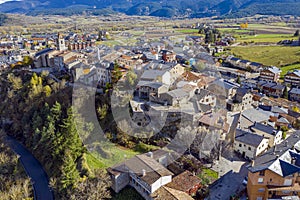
[236,34,297,43]
[85,142,159,169]
[175,28,199,34]
[230,46,300,67]
[85,143,139,169]
[280,63,300,78]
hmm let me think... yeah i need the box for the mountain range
[0,0,300,18]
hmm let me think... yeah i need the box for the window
[239,144,242,147]
[284,179,292,186]
[258,188,265,192]
[256,197,263,200]
[282,190,291,194]
[258,178,264,183]
[248,147,251,150]
[259,170,265,176]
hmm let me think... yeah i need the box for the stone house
[159,88,192,106]
[250,122,282,147]
[226,88,253,111]
[234,129,269,160]
[108,151,194,200]
[140,70,171,86]
[138,82,169,101]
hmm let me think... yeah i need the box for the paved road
[6,136,54,200]
[208,148,249,200]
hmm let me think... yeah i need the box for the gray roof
[110,154,173,185]
[140,82,164,89]
[287,69,300,77]
[141,69,168,81]
[236,87,250,97]
[290,87,300,95]
[166,88,189,98]
[194,89,211,100]
[230,57,240,62]
[272,83,285,90]
[250,62,263,67]
[271,106,288,114]
[265,66,281,74]
[242,108,271,123]
[199,103,212,113]
[251,122,277,136]
[145,61,176,71]
[235,129,265,147]
[211,79,239,90]
[248,132,300,176]
[35,48,54,57]
[261,82,276,88]
[240,60,250,64]
[278,117,289,124]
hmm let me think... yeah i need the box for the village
[1,17,300,200]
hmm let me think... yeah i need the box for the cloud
[0,0,22,4]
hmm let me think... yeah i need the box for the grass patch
[202,168,218,179]
[219,28,250,34]
[175,28,199,34]
[134,142,159,153]
[87,143,139,169]
[280,63,300,78]
[112,186,144,200]
[85,141,161,169]
[85,152,106,170]
[96,40,122,47]
[229,46,300,67]
[235,34,297,43]
[197,168,218,186]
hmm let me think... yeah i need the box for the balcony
[267,182,300,192]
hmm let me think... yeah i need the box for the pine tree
[112,61,122,84]
[60,151,80,189]
[283,86,288,99]
[236,76,241,84]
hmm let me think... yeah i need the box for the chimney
[148,151,153,158]
[285,141,288,147]
[276,155,279,159]
[273,145,277,154]
[142,169,146,177]
[292,158,296,165]
[251,160,255,167]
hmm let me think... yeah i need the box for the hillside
[1,0,300,20]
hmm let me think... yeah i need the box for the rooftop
[242,108,272,123]
[248,132,300,176]
[109,154,173,185]
[290,87,300,95]
[151,186,194,200]
[251,122,278,136]
[166,88,190,99]
[141,69,168,81]
[235,129,266,147]
[166,170,201,193]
